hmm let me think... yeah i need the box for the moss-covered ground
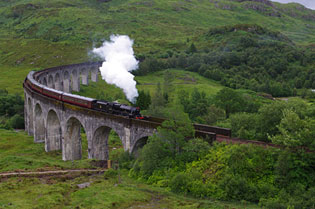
[0,172,261,209]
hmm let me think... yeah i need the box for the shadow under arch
[131,136,149,157]
[71,69,80,91]
[48,74,54,89]
[91,126,124,161]
[63,116,86,161]
[27,97,34,136]
[80,67,89,85]
[54,73,62,91]
[43,77,47,86]
[46,109,62,152]
[34,103,45,143]
[90,126,111,160]
[63,71,70,92]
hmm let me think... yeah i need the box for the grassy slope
[0,174,260,209]
[136,69,223,96]
[75,69,223,104]
[0,128,124,172]
[1,0,314,47]
[0,129,92,172]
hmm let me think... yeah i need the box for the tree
[136,108,194,176]
[136,90,151,110]
[163,70,175,104]
[230,112,259,139]
[215,88,244,118]
[163,70,175,95]
[186,43,197,54]
[0,92,24,117]
[158,114,194,157]
[270,109,315,149]
[189,88,208,120]
[178,88,210,122]
[177,54,187,68]
[201,105,225,125]
[147,82,167,117]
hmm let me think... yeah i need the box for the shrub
[104,168,118,179]
[169,173,192,195]
[230,112,258,139]
[218,174,257,201]
[110,149,134,170]
[6,114,24,129]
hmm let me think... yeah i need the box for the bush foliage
[0,89,24,129]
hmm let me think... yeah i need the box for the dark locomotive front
[92,100,142,118]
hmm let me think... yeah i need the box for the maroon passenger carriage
[62,92,94,109]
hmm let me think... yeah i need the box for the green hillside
[0,0,315,67]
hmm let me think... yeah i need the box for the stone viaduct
[24,62,223,161]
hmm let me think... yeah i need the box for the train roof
[63,92,96,102]
[97,100,111,103]
[42,86,64,95]
[27,71,46,89]
[120,104,136,110]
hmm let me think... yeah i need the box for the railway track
[216,135,314,153]
[0,169,106,179]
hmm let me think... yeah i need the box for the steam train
[24,71,144,119]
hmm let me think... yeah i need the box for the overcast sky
[270,0,315,10]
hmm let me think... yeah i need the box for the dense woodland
[0,0,315,208]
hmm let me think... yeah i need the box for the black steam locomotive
[92,100,143,119]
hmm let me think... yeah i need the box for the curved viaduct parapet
[24,62,222,161]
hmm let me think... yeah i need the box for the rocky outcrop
[229,0,274,7]
[97,0,112,2]
[242,1,281,17]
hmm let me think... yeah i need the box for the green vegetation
[227,97,315,147]
[0,89,24,129]
[130,115,315,209]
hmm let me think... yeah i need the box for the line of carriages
[24,71,144,119]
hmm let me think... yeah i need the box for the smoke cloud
[92,35,139,103]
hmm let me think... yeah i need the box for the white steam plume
[92,35,139,103]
